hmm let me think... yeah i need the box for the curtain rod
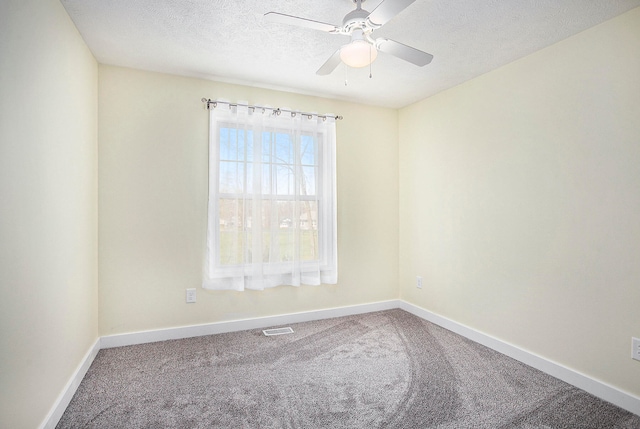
[201,98,343,121]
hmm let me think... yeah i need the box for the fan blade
[367,0,417,27]
[264,12,339,33]
[316,49,342,75]
[376,38,433,66]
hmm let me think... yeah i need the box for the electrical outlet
[416,276,423,289]
[186,288,196,303]
[632,337,640,362]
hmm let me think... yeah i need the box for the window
[203,103,337,291]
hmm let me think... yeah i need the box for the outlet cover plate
[186,288,196,303]
[416,276,423,289]
[632,337,640,361]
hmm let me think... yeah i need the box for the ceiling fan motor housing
[342,8,373,34]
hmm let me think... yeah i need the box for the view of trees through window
[217,127,320,265]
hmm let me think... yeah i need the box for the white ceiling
[60,0,640,108]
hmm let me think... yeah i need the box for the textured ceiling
[60,0,640,108]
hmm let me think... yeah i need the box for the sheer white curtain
[203,102,337,291]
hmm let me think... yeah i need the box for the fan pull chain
[344,64,348,86]
[369,45,373,79]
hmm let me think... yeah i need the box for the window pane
[301,166,316,196]
[220,128,244,161]
[219,128,232,160]
[272,200,318,262]
[246,163,253,193]
[275,133,293,165]
[277,200,294,230]
[218,198,245,265]
[261,132,273,163]
[299,201,318,261]
[246,130,254,160]
[217,197,319,265]
[219,161,244,193]
[300,135,316,166]
[262,164,272,194]
[275,164,294,195]
[220,127,254,161]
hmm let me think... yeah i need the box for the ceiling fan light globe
[340,40,378,68]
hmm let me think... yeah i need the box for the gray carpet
[57,309,640,428]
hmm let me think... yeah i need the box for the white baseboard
[101,300,400,349]
[39,338,101,429]
[398,300,640,417]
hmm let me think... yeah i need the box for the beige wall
[399,7,640,397]
[98,65,399,335]
[0,0,99,428]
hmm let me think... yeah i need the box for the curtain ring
[291,112,296,118]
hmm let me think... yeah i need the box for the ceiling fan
[264,0,433,75]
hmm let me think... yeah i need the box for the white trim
[100,300,400,349]
[398,301,640,417]
[39,338,101,429]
